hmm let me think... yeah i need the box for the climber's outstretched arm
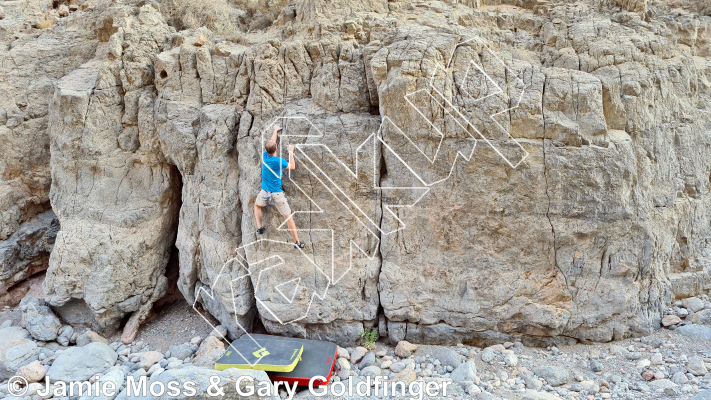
[271,125,281,144]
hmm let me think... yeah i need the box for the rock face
[0,0,96,305]
[0,210,58,307]
[1,0,711,346]
[0,17,96,242]
[42,5,181,335]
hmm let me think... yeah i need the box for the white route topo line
[192,35,532,367]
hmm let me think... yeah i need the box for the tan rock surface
[0,0,709,346]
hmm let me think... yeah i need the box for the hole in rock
[159,70,168,79]
[153,244,183,309]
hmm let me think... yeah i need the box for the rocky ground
[1,295,710,400]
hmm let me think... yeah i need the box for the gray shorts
[255,190,292,216]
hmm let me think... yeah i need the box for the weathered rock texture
[0,0,96,307]
[44,5,181,335]
[0,0,96,241]
[0,0,710,345]
[0,210,58,307]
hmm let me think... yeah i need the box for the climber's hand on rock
[288,145,294,153]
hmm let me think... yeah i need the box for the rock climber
[254,125,306,249]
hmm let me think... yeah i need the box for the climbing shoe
[294,241,305,249]
[257,227,265,235]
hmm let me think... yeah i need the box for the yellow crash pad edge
[214,346,303,373]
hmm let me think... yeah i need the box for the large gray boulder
[533,365,570,387]
[450,361,477,383]
[46,342,117,382]
[430,347,462,368]
[676,325,711,341]
[19,296,61,341]
[688,309,711,326]
[682,297,706,313]
[0,327,38,380]
[168,343,193,361]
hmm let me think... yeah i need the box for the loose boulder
[361,365,381,378]
[662,315,682,327]
[79,366,129,400]
[0,326,38,379]
[450,361,477,383]
[76,330,109,346]
[682,297,706,313]
[15,360,47,383]
[337,346,349,359]
[394,341,416,358]
[56,325,75,346]
[430,346,462,368]
[169,343,193,361]
[137,351,164,370]
[687,356,709,376]
[358,352,375,369]
[393,368,416,385]
[19,296,61,341]
[192,336,225,368]
[676,324,711,341]
[688,309,711,326]
[533,365,570,387]
[46,342,117,382]
[350,347,367,364]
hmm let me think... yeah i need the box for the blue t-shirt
[262,150,289,192]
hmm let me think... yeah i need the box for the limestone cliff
[0,0,709,345]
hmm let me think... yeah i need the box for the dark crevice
[151,165,184,319]
[374,124,387,340]
[118,311,132,332]
[541,76,572,299]
[154,245,183,309]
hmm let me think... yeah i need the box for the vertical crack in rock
[541,75,572,298]
[375,124,386,335]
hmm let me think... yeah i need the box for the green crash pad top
[215,337,303,372]
[240,334,338,386]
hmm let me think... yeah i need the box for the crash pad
[236,334,337,386]
[214,336,303,372]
